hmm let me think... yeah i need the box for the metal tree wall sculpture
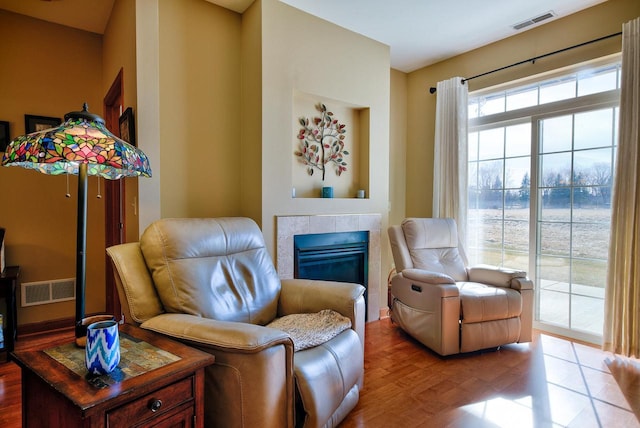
[294,103,348,180]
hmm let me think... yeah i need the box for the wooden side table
[0,265,19,362]
[12,324,215,427]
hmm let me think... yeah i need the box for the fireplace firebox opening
[294,231,369,319]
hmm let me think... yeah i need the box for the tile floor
[539,279,605,336]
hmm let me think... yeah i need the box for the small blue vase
[85,320,120,375]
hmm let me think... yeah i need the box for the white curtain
[604,17,640,358]
[433,77,468,248]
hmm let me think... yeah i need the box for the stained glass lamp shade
[1,104,152,345]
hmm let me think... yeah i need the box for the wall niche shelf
[292,197,370,200]
[292,91,370,199]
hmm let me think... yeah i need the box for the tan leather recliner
[388,218,533,356]
[106,217,365,428]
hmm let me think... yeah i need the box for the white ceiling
[0,0,607,72]
[279,0,608,72]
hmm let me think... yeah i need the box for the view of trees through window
[467,60,620,342]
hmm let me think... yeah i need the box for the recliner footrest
[293,329,362,427]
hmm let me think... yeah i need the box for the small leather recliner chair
[107,217,365,428]
[388,218,533,356]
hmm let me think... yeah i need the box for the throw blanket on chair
[267,309,352,351]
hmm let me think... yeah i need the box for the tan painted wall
[389,69,407,228]
[240,0,263,224]
[156,0,242,219]
[260,0,392,306]
[0,10,104,324]
[135,0,393,314]
[103,0,140,243]
[136,0,162,232]
[405,0,640,218]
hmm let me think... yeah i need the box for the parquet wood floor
[339,318,640,427]
[0,319,638,427]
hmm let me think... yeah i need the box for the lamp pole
[74,162,87,346]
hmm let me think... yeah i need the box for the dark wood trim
[16,311,110,339]
[104,68,124,128]
[16,316,88,339]
[17,316,73,338]
[103,68,125,321]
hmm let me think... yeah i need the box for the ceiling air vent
[513,11,555,31]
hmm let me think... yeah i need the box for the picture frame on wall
[119,107,135,146]
[0,227,5,274]
[25,115,61,134]
[0,121,9,152]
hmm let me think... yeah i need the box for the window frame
[467,55,621,344]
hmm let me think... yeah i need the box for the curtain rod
[428,31,622,94]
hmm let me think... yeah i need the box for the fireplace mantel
[276,214,381,322]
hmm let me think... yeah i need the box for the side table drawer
[107,376,194,426]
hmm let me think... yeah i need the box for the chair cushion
[267,309,351,351]
[401,218,468,281]
[457,282,522,323]
[402,218,458,248]
[140,218,282,325]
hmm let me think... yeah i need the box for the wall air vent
[21,278,75,307]
[513,11,555,31]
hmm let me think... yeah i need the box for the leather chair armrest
[279,279,366,349]
[510,276,534,291]
[107,243,164,325]
[279,278,364,318]
[389,273,460,356]
[402,268,456,285]
[141,313,292,352]
[467,264,527,288]
[142,313,295,428]
[391,272,459,299]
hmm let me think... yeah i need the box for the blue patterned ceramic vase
[85,320,120,375]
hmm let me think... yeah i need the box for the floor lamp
[1,104,152,346]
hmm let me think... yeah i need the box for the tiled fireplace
[276,214,381,322]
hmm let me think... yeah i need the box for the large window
[467,58,621,343]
